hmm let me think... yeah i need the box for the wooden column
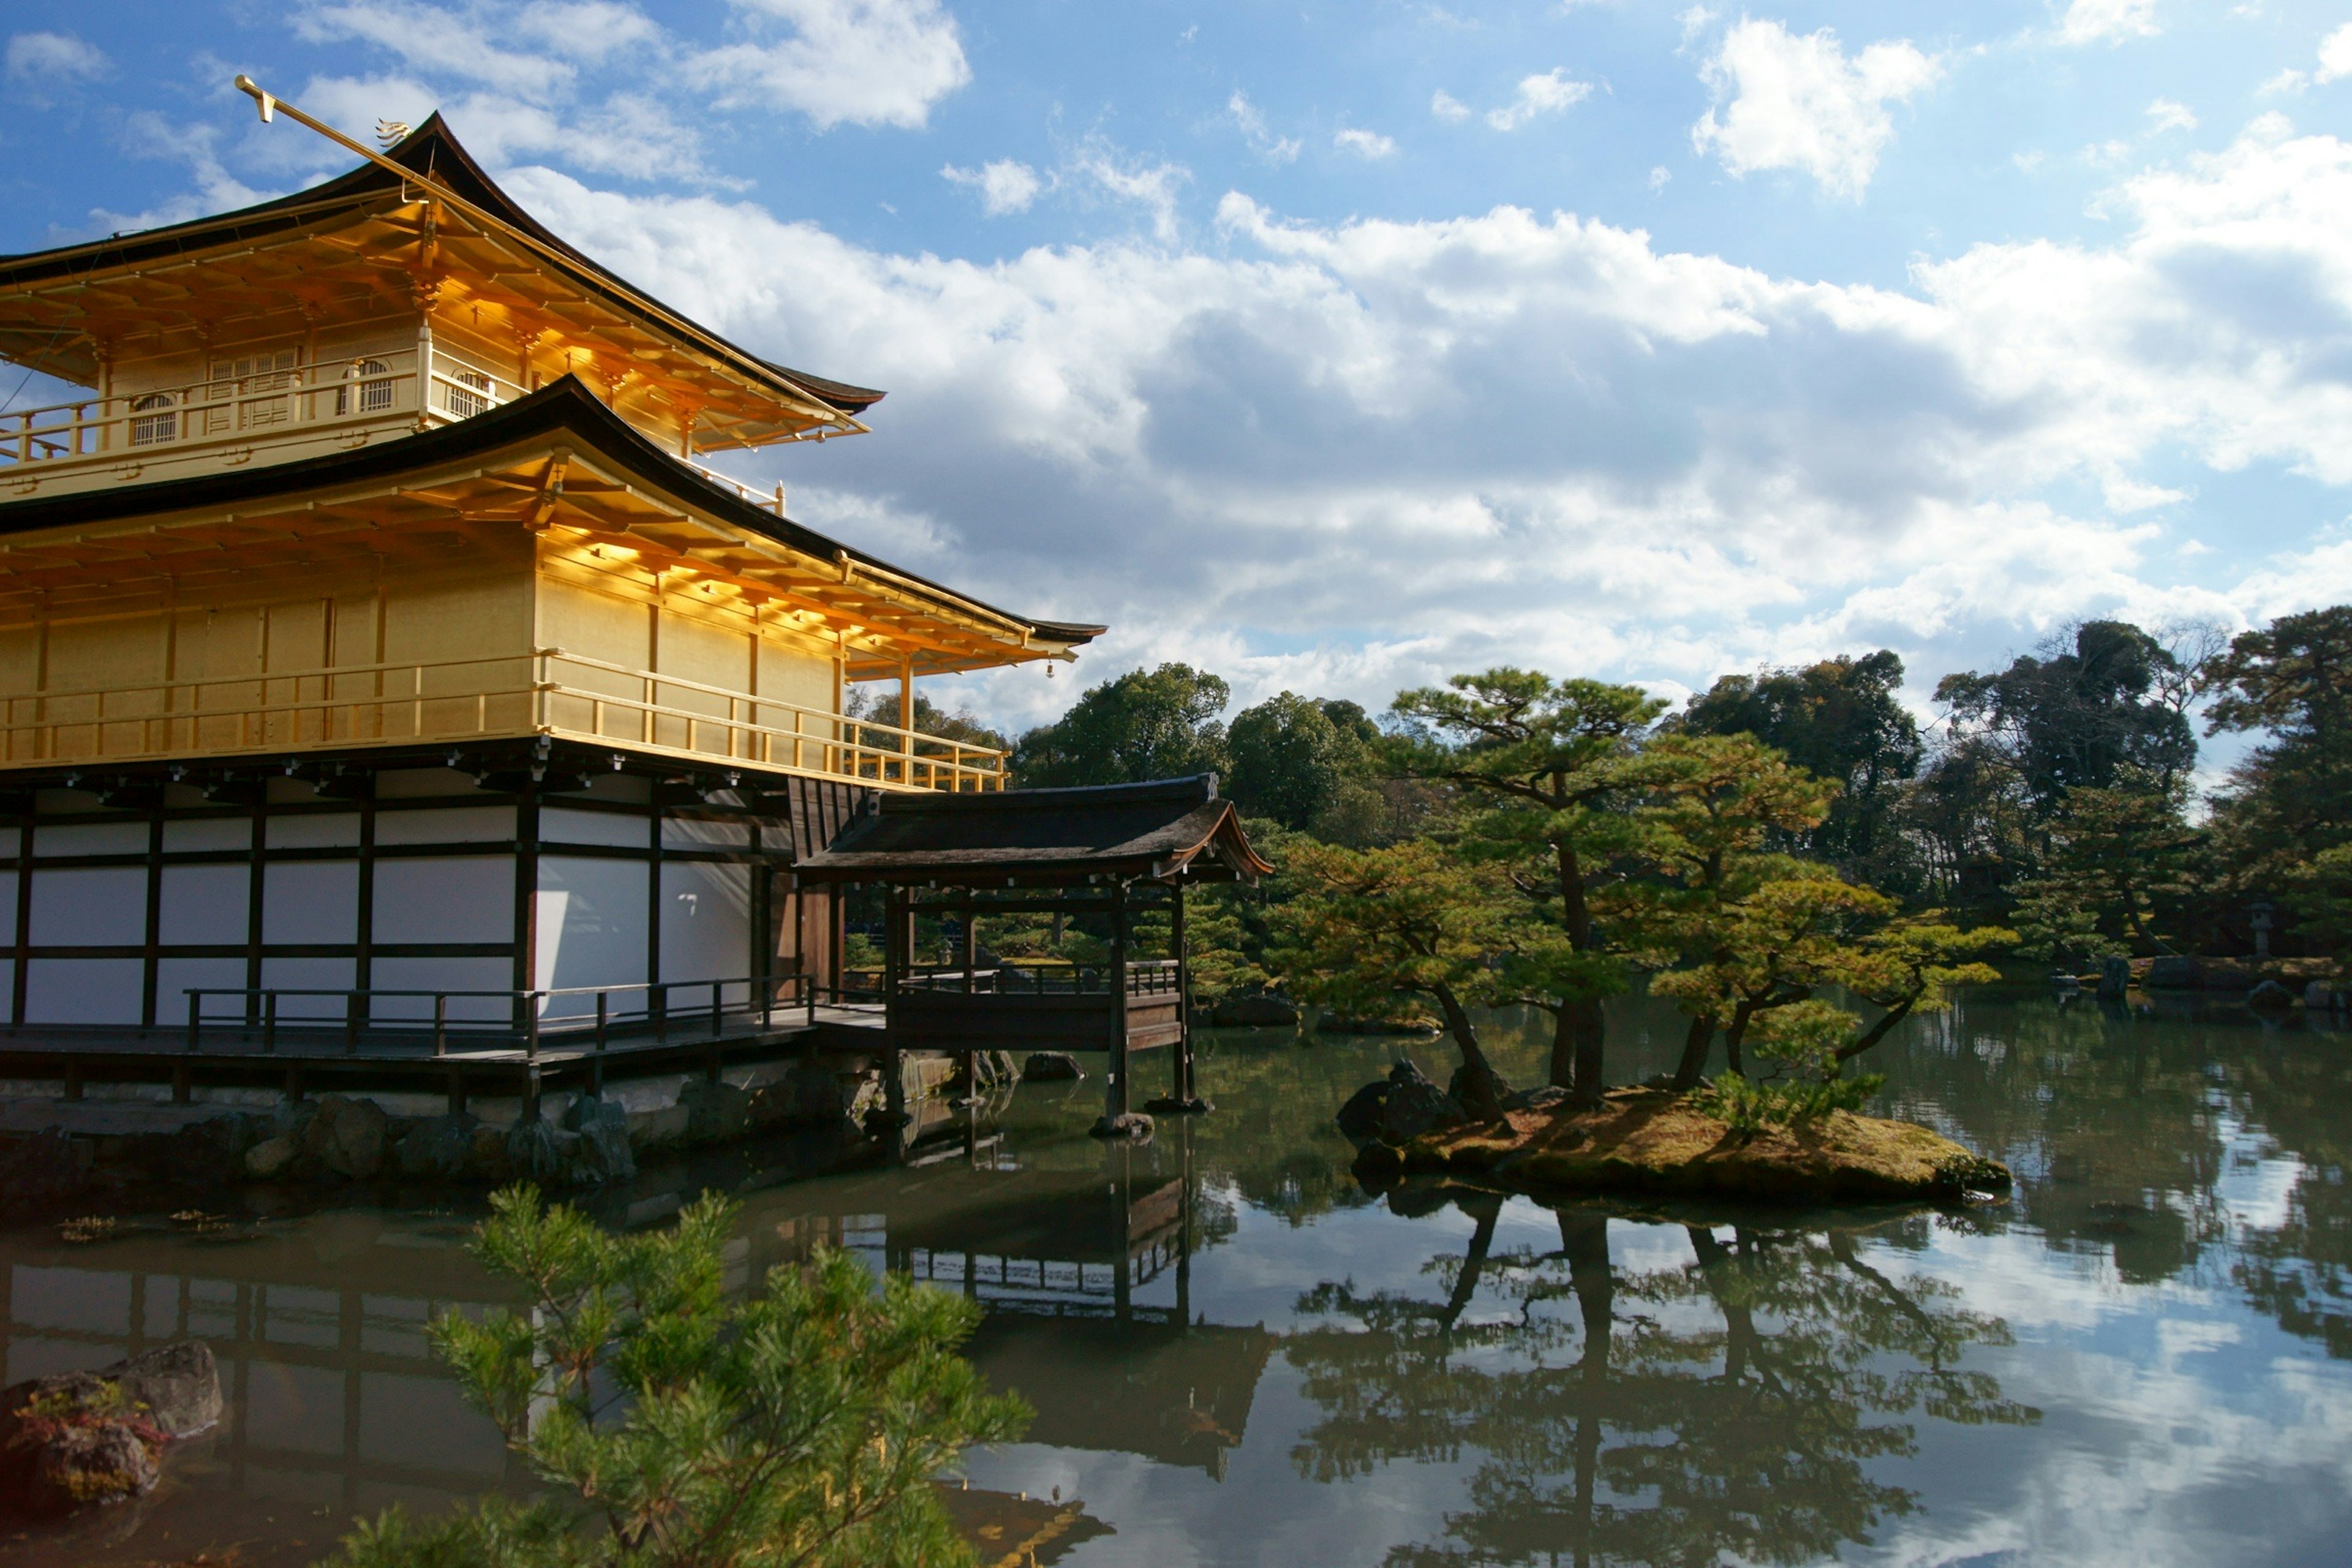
[898,657,914,783]
[1095,879,1129,1134]
[883,884,906,1131]
[1172,883,1194,1104]
[956,890,975,1101]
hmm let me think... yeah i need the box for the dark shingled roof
[794,775,1271,885]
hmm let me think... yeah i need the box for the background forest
[856,605,2348,1112]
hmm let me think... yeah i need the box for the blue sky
[4,0,2351,734]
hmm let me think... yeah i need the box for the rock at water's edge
[1022,1052,1084,1082]
[0,1341,222,1517]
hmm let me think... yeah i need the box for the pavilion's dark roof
[795,775,1271,884]
[0,115,883,415]
[0,376,1105,649]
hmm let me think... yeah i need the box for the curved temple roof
[0,375,1104,671]
[794,775,1273,886]
[0,115,878,428]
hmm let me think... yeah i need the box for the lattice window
[128,393,176,446]
[443,368,493,420]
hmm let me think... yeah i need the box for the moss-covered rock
[1391,1087,2010,1205]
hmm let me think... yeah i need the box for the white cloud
[1068,142,1191,243]
[1485,68,1593,131]
[1228,91,1302,164]
[1648,165,1672,191]
[514,0,663,62]
[693,0,970,129]
[279,71,723,185]
[2146,97,2197,133]
[1430,89,1471,122]
[92,112,269,233]
[2059,0,2163,45]
[1691,18,1941,198]
[491,115,2352,722]
[2320,22,2352,84]
[1335,127,1399,159]
[296,1,570,102]
[942,159,1045,216]
[5,31,108,86]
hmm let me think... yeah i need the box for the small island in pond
[1355,1085,2011,1205]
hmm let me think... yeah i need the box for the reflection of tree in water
[1288,1194,2037,1567]
[1877,992,2352,1354]
[2222,1041,2352,1357]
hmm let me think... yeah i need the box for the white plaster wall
[24,958,144,1024]
[29,867,145,946]
[372,857,511,944]
[262,862,358,944]
[159,865,247,946]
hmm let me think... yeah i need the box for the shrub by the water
[320,1185,1028,1568]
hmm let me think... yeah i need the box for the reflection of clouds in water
[1850,1220,2352,1568]
[1878,1222,2214,1335]
[1869,1340,2352,1567]
[964,1362,1479,1568]
[2156,1317,2243,1360]
[2213,1112,2304,1234]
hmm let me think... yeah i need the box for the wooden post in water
[1095,879,1130,1135]
[883,884,907,1134]
[1172,883,1191,1104]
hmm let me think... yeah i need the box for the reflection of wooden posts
[1096,879,1130,1133]
[956,889,974,1099]
[1175,1114,1193,1330]
[883,884,907,1129]
[1171,883,1191,1103]
[1112,1136,1134,1322]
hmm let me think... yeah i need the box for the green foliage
[1268,837,1522,1114]
[2282,844,2352,965]
[845,689,1012,758]
[1390,669,1666,1094]
[1675,649,1922,882]
[321,1186,1028,1568]
[1011,663,1231,786]
[1226,691,1385,842]
[2010,781,2202,963]
[1933,620,2199,812]
[1690,1068,1885,1133]
[2203,605,2352,902]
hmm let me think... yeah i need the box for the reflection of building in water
[769,1123,1273,1479]
[0,1218,518,1532]
[0,1114,1271,1562]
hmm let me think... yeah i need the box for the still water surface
[2,989,2349,1567]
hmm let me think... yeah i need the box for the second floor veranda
[0,646,1007,792]
[0,346,793,510]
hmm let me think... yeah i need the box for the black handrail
[182,974,811,1061]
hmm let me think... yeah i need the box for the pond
[2,988,2349,1567]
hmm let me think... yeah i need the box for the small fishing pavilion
[794,777,1270,1134]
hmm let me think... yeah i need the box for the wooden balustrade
[0,647,1006,790]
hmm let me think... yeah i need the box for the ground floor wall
[0,762,846,1031]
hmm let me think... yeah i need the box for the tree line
[986,605,2350,1118]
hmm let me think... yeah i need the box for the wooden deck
[0,1005,888,1112]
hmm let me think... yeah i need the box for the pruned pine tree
[322,1187,1028,1568]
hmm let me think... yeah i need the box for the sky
[2,0,2350,737]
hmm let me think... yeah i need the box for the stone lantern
[2250,900,2276,961]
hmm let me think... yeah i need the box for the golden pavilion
[0,97,1100,1035]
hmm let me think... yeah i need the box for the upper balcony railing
[0,349,794,515]
[0,348,515,469]
[0,647,1007,790]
